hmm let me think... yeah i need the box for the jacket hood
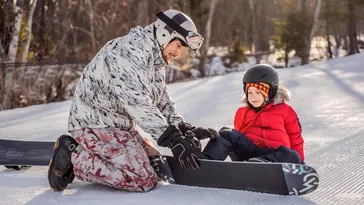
[242,85,291,105]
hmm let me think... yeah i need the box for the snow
[1,53,364,204]
[205,56,226,76]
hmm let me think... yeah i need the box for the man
[48,9,218,192]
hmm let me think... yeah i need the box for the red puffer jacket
[234,86,304,161]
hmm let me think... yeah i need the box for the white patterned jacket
[68,24,184,140]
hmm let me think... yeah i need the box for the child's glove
[179,122,220,140]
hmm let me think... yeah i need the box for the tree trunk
[136,0,149,26]
[21,0,38,63]
[0,38,4,63]
[248,0,256,54]
[329,1,340,58]
[3,0,24,110]
[347,0,359,55]
[243,11,250,49]
[38,0,46,60]
[3,63,15,109]
[303,0,322,65]
[325,20,333,59]
[220,5,239,42]
[19,0,38,104]
[190,0,205,37]
[285,44,289,68]
[297,0,304,10]
[199,0,218,77]
[0,65,5,110]
[256,1,269,52]
[6,1,24,63]
[49,66,67,102]
[86,0,96,55]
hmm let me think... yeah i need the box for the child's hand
[179,122,220,140]
[189,127,220,140]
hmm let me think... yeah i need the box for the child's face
[247,86,265,108]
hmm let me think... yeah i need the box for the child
[202,64,304,164]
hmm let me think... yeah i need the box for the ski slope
[1,54,364,205]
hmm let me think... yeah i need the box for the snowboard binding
[4,165,32,170]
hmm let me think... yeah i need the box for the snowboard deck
[0,138,319,196]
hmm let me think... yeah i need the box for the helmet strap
[156,12,188,37]
[154,24,166,52]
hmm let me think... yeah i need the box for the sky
[1,53,364,205]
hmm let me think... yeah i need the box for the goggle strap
[156,12,189,38]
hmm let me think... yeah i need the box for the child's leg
[254,146,302,164]
[70,128,159,192]
[202,127,259,161]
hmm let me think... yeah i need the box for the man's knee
[115,163,159,192]
[117,174,158,192]
[138,178,158,192]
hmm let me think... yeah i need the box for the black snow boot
[149,155,175,184]
[248,156,273,163]
[248,146,302,164]
[48,134,80,191]
[4,165,32,170]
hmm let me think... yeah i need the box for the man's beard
[162,53,170,65]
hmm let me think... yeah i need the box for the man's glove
[179,122,220,140]
[157,125,204,169]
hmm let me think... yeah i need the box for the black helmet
[243,64,279,99]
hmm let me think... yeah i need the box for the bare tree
[256,1,270,53]
[6,0,23,63]
[3,0,25,109]
[219,2,241,40]
[325,20,333,58]
[248,0,257,54]
[52,0,72,60]
[84,0,96,54]
[199,0,218,76]
[0,38,4,62]
[347,0,360,55]
[297,0,306,11]
[136,0,150,26]
[0,66,4,110]
[3,63,14,109]
[21,0,38,62]
[304,0,322,64]
[331,0,345,57]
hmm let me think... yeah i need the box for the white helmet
[154,9,204,52]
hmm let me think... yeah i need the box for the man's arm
[156,86,184,126]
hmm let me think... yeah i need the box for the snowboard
[0,138,319,196]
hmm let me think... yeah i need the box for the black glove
[157,125,204,169]
[179,122,220,140]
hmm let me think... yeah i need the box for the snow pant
[202,127,302,164]
[70,127,161,192]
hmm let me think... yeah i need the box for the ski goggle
[184,31,204,52]
[157,12,204,52]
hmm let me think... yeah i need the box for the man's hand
[157,125,204,169]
